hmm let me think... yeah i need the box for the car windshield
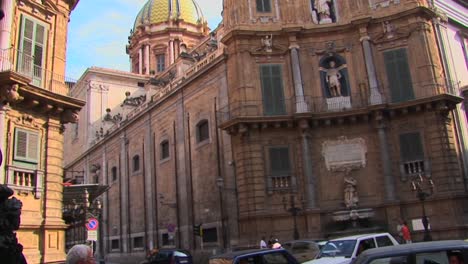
[318,240,356,258]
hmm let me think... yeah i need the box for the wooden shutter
[260,65,286,115]
[269,147,291,176]
[399,132,424,161]
[14,129,40,163]
[384,48,414,103]
[256,0,271,12]
[18,16,47,85]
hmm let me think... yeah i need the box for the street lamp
[282,195,302,240]
[410,173,434,241]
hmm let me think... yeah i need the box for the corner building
[0,0,83,263]
[64,0,468,263]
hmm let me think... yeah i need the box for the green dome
[133,0,204,30]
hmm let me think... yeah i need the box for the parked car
[304,233,399,264]
[209,248,300,264]
[282,239,321,263]
[351,240,468,264]
[143,249,192,264]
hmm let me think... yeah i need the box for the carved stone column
[0,104,8,184]
[300,122,317,208]
[138,48,143,75]
[360,36,383,105]
[0,0,13,50]
[145,44,150,75]
[376,118,396,201]
[290,45,309,113]
[120,134,130,253]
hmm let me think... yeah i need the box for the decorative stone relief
[0,84,24,104]
[321,137,367,172]
[261,34,273,52]
[369,0,400,10]
[14,114,40,128]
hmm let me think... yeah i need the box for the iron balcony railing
[218,84,459,125]
[0,48,76,96]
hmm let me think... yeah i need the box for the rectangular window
[17,15,47,87]
[111,167,118,182]
[161,141,170,160]
[384,48,414,103]
[260,64,286,116]
[268,147,292,190]
[399,132,425,176]
[133,236,144,249]
[111,239,120,250]
[157,54,165,72]
[202,227,218,243]
[14,128,40,163]
[256,0,272,12]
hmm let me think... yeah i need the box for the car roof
[358,240,468,259]
[328,233,391,241]
[283,239,320,244]
[210,249,287,260]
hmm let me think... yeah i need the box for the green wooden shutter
[14,129,40,163]
[270,147,291,176]
[260,65,286,116]
[399,132,424,161]
[384,49,414,103]
[18,16,47,86]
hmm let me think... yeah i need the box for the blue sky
[66,0,223,80]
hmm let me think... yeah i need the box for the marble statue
[383,21,396,39]
[261,34,273,52]
[314,0,333,24]
[325,60,342,97]
[344,176,358,209]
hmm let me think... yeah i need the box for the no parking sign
[85,218,99,231]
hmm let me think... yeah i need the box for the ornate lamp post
[282,195,302,240]
[410,174,434,241]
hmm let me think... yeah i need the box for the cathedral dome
[133,0,205,30]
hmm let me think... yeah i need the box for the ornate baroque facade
[0,0,83,263]
[64,0,468,263]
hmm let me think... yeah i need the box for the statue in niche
[312,0,335,24]
[325,61,342,97]
[319,55,350,98]
[382,21,396,39]
[261,34,273,53]
[344,175,358,209]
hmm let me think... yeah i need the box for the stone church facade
[63,0,468,263]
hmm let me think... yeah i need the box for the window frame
[156,53,166,72]
[132,155,140,173]
[111,166,118,182]
[196,119,210,143]
[256,0,272,13]
[17,14,48,86]
[383,48,415,103]
[259,64,287,116]
[14,127,40,164]
[160,140,170,160]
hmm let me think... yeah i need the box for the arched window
[133,155,140,172]
[196,120,209,143]
[111,167,118,182]
[160,140,170,160]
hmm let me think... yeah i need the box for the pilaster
[289,42,308,113]
[299,121,317,209]
[360,33,383,105]
[375,114,397,202]
[120,134,130,252]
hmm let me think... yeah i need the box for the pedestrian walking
[401,220,412,244]
[260,236,267,249]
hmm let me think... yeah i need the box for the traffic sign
[86,218,99,231]
[87,230,98,241]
